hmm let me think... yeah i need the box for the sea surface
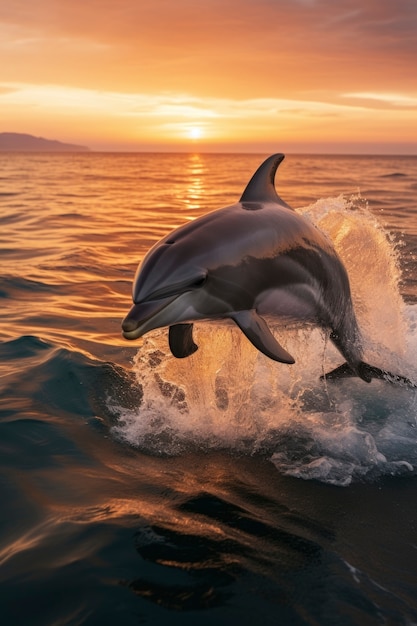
[1,152,417,625]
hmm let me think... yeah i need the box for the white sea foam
[112,196,417,485]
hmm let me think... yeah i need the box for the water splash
[112,196,417,485]
[303,194,405,356]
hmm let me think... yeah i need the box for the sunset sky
[1,0,417,152]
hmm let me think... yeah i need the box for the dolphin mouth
[121,295,177,340]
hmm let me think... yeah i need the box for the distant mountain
[0,132,90,152]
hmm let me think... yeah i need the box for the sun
[188,126,203,140]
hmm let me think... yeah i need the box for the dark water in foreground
[1,152,417,624]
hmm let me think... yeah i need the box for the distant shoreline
[0,133,415,158]
[0,132,90,152]
[1,150,416,158]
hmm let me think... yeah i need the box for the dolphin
[122,154,414,387]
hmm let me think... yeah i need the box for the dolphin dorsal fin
[239,153,291,208]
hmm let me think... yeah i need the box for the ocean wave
[0,335,139,423]
[0,276,58,296]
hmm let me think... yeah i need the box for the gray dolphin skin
[122,154,414,386]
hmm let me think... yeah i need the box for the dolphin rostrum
[122,154,414,386]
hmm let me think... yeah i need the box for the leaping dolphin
[122,154,414,386]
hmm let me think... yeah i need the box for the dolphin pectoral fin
[321,361,417,388]
[169,323,198,358]
[230,310,295,364]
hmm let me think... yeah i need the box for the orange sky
[1,0,417,152]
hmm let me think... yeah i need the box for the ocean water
[1,152,417,624]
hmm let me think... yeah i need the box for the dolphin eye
[193,276,207,287]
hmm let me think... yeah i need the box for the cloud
[1,0,417,99]
[343,92,417,110]
[0,81,391,142]
[1,0,416,150]
[5,0,412,53]
[0,81,366,117]
[0,85,19,95]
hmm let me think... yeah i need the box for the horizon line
[1,149,416,157]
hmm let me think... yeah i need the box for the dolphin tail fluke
[321,361,417,388]
[169,323,198,358]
